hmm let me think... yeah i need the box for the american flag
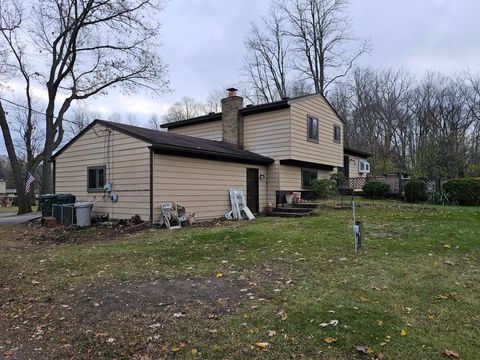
[24,171,35,193]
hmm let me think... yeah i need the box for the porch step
[290,203,318,209]
[273,207,313,213]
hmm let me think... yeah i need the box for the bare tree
[205,89,224,113]
[0,0,168,213]
[67,105,97,136]
[162,96,206,123]
[148,113,162,130]
[125,113,138,125]
[243,9,290,103]
[275,0,369,95]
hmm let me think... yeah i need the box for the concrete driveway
[0,212,42,225]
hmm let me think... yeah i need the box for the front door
[246,168,259,214]
[343,156,350,178]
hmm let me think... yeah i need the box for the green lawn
[0,202,478,359]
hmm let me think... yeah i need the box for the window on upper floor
[307,115,319,142]
[87,166,106,192]
[333,125,341,143]
[302,169,318,188]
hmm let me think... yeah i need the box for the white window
[358,160,371,173]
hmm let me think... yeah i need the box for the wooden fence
[343,176,444,197]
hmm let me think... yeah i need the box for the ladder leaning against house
[225,189,255,221]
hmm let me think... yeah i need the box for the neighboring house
[52,89,370,222]
[0,177,6,196]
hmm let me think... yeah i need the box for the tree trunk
[0,102,32,214]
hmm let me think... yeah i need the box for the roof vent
[246,104,253,107]
[208,112,216,115]
[226,87,238,97]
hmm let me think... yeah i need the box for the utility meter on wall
[104,181,113,192]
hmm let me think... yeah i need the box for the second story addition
[161,90,345,170]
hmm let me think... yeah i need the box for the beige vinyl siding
[347,155,368,178]
[153,154,267,221]
[266,162,280,205]
[243,109,291,159]
[279,165,333,190]
[290,96,344,167]
[55,124,151,221]
[169,121,222,141]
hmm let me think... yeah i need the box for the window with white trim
[333,125,341,143]
[358,160,371,173]
[307,115,319,141]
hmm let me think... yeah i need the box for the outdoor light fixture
[259,174,266,180]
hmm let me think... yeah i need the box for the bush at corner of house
[311,178,336,199]
[362,181,390,198]
[404,179,427,203]
[442,178,480,205]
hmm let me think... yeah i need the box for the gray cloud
[1,0,480,154]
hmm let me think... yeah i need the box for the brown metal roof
[52,120,274,165]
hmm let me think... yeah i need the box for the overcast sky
[85,0,480,120]
[2,0,480,154]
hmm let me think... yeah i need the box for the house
[0,175,6,196]
[52,89,370,222]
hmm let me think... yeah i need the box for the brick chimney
[221,88,244,148]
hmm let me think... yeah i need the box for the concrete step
[273,207,313,213]
[289,203,318,209]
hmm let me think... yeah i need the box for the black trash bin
[57,194,76,205]
[40,194,57,217]
[40,194,76,217]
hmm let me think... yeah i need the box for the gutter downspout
[149,149,153,225]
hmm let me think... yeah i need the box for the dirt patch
[1,277,252,359]
[76,277,249,322]
[4,220,149,247]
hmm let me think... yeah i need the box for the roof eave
[160,114,222,129]
[344,147,371,158]
[149,145,274,165]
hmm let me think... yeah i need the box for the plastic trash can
[74,202,93,227]
[285,194,294,204]
[293,192,302,204]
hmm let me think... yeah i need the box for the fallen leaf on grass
[443,244,451,249]
[277,310,288,321]
[323,337,337,344]
[374,352,386,360]
[191,348,198,356]
[437,293,450,300]
[359,296,369,302]
[444,260,456,266]
[400,329,407,336]
[255,342,269,349]
[355,345,374,354]
[216,273,223,278]
[173,312,186,318]
[268,330,276,337]
[443,349,459,358]
[319,320,339,327]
